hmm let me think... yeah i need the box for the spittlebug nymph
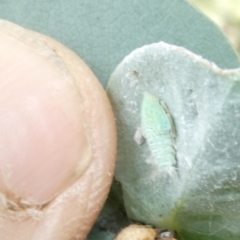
[141,91,177,173]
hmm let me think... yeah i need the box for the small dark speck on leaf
[132,70,138,76]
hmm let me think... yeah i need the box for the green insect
[140,91,177,172]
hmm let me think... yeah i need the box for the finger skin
[0,20,116,240]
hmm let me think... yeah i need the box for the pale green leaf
[107,42,240,240]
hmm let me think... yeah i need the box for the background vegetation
[189,0,240,53]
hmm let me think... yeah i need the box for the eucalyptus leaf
[0,0,239,87]
[107,42,240,240]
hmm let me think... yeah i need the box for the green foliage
[107,42,240,239]
[0,0,239,87]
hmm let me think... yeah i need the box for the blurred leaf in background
[188,0,240,53]
[0,0,239,87]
